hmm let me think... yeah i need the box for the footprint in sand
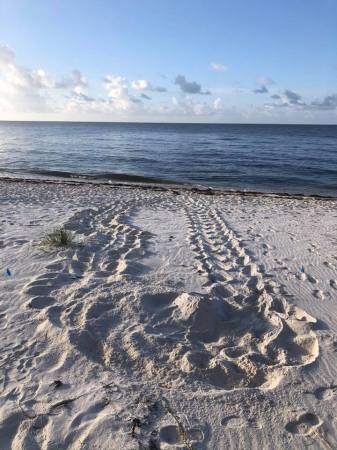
[313,290,325,300]
[314,386,337,401]
[262,243,271,255]
[330,280,337,290]
[285,412,322,436]
[297,272,318,284]
[221,415,261,429]
[22,272,71,297]
[307,274,318,284]
[159,424,204,446]
[25,296,56,309]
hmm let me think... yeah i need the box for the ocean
[0,121,336,196]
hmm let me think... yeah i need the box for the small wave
[216,137,239,141]
[0,168,180,186]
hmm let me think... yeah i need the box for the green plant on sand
[41,226,74,248]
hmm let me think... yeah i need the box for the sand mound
[122,288,318,390]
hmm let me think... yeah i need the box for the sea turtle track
[20,194,319,391]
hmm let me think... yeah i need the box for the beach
[1,178,337,449]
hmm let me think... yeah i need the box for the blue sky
[0,0,336,123]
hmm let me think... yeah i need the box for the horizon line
[0,119,336,126]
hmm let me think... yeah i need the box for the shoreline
[1,174,336,201]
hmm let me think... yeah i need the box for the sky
[0,0,336,124]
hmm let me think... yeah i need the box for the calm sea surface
[0,121,336,196]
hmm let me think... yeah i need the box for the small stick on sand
[48,397,78,413]
[162,397,194,450]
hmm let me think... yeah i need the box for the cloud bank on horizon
[0,1,336,123]
[0,42,336,123]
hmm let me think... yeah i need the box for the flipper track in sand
[19,199,151,375]
[120,195,319,390]
[20,194,319,392]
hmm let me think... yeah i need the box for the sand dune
[1,180,337,449]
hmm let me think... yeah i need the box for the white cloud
[170,95,225,116]
[131,79,166,92]
[172,96,204,114]
[55,69,88,93]
[211,63,228,72]
[103,75,135,111]
[213,97,224,111]
[0,50,52,90]
[0,44,88,114]
[131,79,149,90]
[65,94,111,115]
[0,44,53,113]
[104,75,127,98]
[0,44,15,64]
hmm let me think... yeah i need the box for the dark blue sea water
[0,121,336,196]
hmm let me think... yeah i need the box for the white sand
[0,179,337,449]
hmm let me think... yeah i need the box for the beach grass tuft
[41,226,74,248]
